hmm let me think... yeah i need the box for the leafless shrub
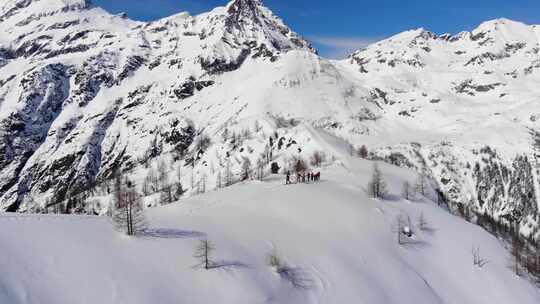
[267,250,314,289]
[358,145,369,158]
[401,181,414,200]
[310,151,326,167]
[417,212,429,231]
[472,247,489,268]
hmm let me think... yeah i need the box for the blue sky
[93,0,540,58]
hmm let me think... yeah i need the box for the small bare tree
[147,166,159,193]
[194,239,215,270]
[200,173,207,194]
[254,120,262,132]
[401,181,414,200]
[142,174,152,196]
[417,212,429,231]
[113,188,147,236]
[225,158,233,186]
[267,249,285,270]
[256,157,265,181]
[310,151,325,167]
[160,185,173,205]
[157,160,168,191]
[415,172,428,196]
[524,244,540,277]
[263,144,274,164]
[190,166,195,190]
[472,247,489,268]
[216,171,222,189]
[128,193,147,235]
[510,233,523,276]
[358,145,368,159]
[396,214,406,245]
[368,163,387,199]
[241,157,252,181]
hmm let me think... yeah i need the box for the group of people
[285,171,321,185]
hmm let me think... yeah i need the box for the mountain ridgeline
[1,0,540,242]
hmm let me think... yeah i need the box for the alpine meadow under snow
[1,0,540,303]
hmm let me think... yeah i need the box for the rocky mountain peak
[218,0,314,54]
[226,0,263,14]
[224,0,265,29]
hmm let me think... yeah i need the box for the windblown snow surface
[1,154,539,303]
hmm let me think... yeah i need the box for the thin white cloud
[310,36,381,59]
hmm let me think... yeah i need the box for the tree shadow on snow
[277,266,316,290]
[383,194,402,202]
[209,260,250,270]
[419,227,437,236]
[142,228,206,239]
[401,238,430,250]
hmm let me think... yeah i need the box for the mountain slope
[1,159,539,304]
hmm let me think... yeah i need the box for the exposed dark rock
[200,48,250,75]
[465,52,509,66]
[174,79,215,100]
[15,35,53,58]
[46,19,80,30]
[117,55,146,83]
[454,79,503,95]
[0,63,70,210]
[44,44,90,59]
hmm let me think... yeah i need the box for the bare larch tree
[368,163,388,199]
[194,238,215,270]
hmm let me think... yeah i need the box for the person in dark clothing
[286,171,291,185]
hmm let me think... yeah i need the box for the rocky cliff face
[1,1,539,240]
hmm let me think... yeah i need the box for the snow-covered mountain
[1,0,540,243]
[339,18,540,239]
